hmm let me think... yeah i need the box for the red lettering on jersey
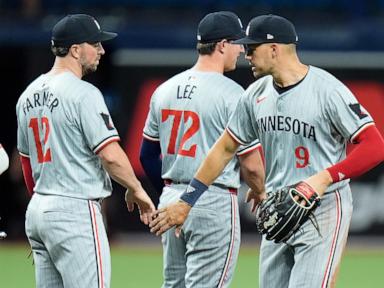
[29,117,52,163]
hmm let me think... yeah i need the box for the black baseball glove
[255,181,321,243]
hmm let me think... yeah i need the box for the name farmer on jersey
[21,90,59,115]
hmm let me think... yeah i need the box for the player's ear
[270,44,278,59]
[217,40,226,54]
[69,44,81,59]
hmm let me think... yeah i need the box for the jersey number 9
[295,146,309,168]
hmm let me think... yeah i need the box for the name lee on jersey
[257,115,317,142]
[177,85,197,99]
[22,91,59,115]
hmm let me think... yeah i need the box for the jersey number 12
[29,117,52,163]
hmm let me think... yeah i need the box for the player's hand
[125,188,156,225]
[303,170,333,197]
[149,200,191,237]
[245,188,267,213]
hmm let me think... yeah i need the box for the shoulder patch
[100,112,114,130]
[348,103,368,119]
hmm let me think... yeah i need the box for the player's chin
[82,65,98,76]
[224,62,237,72]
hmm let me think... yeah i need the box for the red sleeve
[20,155,35,197]
[326,125,384,182]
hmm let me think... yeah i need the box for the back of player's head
[51,14,117,56]
[197,11,245,44]
[196,11,244,55]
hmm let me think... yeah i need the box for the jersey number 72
[161,109,200,158]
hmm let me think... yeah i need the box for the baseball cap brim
[232,36,265,45]
[88,31,118,43]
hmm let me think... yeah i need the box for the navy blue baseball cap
[197,11,245,43]
[51,14,117,47]
[233,14,298,45]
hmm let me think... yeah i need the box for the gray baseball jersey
[227,65,373,193]
[16,71,119,199]
[17,71,118,288]
[143,69,260,188]
[227,65,374,288]
[143,68,259,288]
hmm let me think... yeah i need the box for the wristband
[180,178,208,207]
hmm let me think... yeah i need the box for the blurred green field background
[0,241,383,287]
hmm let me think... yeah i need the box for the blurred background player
[0,144,9,176]
[16,14,155,288]
[0,143,9,239]
[149,14,384,288]
[141,11,265,288]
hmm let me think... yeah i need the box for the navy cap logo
[237,18,243,29]
[93,19,101,31]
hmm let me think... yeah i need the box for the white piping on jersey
[226,127,246,145]
[88,201,105,288]
[350,121,375,143]
[321,190,342,288]
[93,136,120,154]
[142,133,160,142]
[18,151,30,158]
[218,193,237,287]
[237,142,261,156]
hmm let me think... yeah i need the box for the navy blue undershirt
[139,138,163,194]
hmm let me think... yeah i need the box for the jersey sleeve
[325,84,374,143]
[227,91,259,145]
[16,101,29,156]
[77,88,120,154]
[224,85,261,155]
[143,89,160,141]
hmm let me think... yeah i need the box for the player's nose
[98,43,105,55]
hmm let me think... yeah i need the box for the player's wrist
[180,178,208,207]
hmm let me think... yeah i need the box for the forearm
[20,154,35,196]
[99,142,142,191]
[306,126,384,197]
[327,125,384,182]
[195,131,239,185]
[180,131,240,206]
[239,147,265,194]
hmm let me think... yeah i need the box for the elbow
[0,148,9,175]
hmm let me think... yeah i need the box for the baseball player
[0,144,9,239]
[16,14,155,288]
[0,144,9,176]
[141,11,264,288]
[149,14,384,288]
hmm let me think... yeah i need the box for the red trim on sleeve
[20,155,35,197]
[95,137,120,154]
[237,143,261,156]
[225,128,246,145]
[326,125,384,182]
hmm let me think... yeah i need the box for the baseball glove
[255,181,321,243]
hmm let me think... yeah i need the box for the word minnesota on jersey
[22,90,59,115]
[257,115,317,142]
